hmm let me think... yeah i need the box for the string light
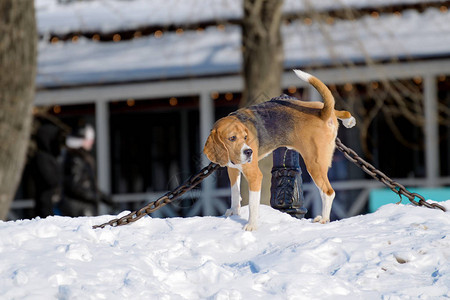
[438,75,447,82]
[440,6,448,13]
[44,5,419,45]
[371,82,379,89]
[344,83,353,92]
[113,34,121,42]
[413,77,422,85]
[169,97,178,106]
[288,86,297,94]
[211,91,219,100]
[225,92,233,101]
[126,98,135,107]
[53,105,61,114]
[371,11,380,19]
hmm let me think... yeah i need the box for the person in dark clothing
[30,122,65,217]
[59,124,113,217]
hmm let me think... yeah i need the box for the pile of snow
[1,201,449,298]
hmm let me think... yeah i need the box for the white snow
[1,201,450,298]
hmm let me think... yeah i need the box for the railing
[9,176,450,221]
[304,177,450,219]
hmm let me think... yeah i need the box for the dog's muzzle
[242,147,253,163]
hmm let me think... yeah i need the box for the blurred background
[3,0,450,221]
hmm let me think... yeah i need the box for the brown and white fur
[204,70,356,230]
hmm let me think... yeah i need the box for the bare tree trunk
[242,0,284,107]
[0,1,37,220]
[241,0,284,205]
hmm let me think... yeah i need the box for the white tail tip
[293,69,312,82]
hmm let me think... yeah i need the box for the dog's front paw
[225,207,240,217]
[243,222,258,231]
[313,216,330,224]
[343,117,356,128]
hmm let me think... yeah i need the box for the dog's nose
[244,148,253,157]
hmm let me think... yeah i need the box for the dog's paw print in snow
[49,268,77,286]
[213,288,242,300]
[65,243,92,262]
[33,221,62,238]
[12,269,28,286]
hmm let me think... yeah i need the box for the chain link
[92,163,220,229]
[335,138,446,213]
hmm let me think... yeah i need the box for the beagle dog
[204,70,356,230]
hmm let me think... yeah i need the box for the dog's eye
[244,135,248,140]
[229,136,236,142]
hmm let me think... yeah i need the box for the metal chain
[335,138,446,213]
[92,163,220,229]
[93,139,445,229]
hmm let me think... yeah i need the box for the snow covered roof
[35,0,446,35]
[36,1,450,88]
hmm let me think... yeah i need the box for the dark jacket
[30,123,63,217]
[60,148,101,217]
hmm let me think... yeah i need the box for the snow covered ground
[1,201,449,299]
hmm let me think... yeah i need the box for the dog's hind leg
[226,167,241,216]
[310,169,335,224]
[314,189,335,224]
[302,151,335,224]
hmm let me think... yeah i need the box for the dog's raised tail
[294,69,334,120]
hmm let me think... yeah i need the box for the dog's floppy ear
[203,129,229,166]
